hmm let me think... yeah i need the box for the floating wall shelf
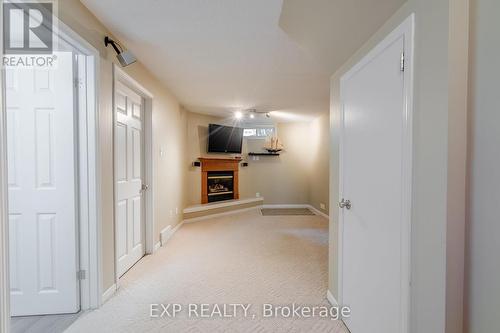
[248,152,280,156]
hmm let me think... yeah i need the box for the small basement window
[243,126,275,139]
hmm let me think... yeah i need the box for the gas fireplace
[207,171,234,203]
[199,157,241,204]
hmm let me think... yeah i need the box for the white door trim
[0,16,101,332]
[0,4,10,332]
[338,14,414,333]
[112,65,154,287]
[56,19,102,312]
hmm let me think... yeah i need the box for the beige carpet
[66,209,348,333]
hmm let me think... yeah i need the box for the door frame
[0,3,9,331]
[112,65,154,287]
[0,16,102,332]
[338,14,414,332]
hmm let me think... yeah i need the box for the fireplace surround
[199,157,241,204]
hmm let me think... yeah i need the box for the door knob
[140,184,149,194]
[339,199,351,210]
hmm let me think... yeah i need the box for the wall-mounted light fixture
[104,36,137,67]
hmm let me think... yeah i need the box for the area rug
[261,208,315,216]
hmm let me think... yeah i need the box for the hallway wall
[59,0,188,291]
[465,0,500,332]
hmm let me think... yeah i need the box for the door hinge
[77,270,86,280]
[400,52,405,72]
[74,78,84,89]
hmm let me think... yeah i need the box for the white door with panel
[6,52,80,316]
[115,80,146,277]
[340,19,412,333]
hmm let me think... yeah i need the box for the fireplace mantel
[199,157,241,204]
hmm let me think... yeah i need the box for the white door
[6,52,80,316]
[115,80,145,277]
[340,21,412,333]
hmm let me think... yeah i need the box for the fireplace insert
[207,171,234,203]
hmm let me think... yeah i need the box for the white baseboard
[153,241,161,252]
[183,206,260,223]
[262,204,329,219]
[160,225,172,246]
[156,221,184,249]
[102,284,117,304]
[326,290,339,306]
[167,221,184,241]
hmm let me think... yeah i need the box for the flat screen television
[208,124,244,154]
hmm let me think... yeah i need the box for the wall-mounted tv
[208,124,244,154]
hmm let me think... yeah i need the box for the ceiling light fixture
[104,36,137,67]
[235,111,243,119]
[250,114,255,119]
